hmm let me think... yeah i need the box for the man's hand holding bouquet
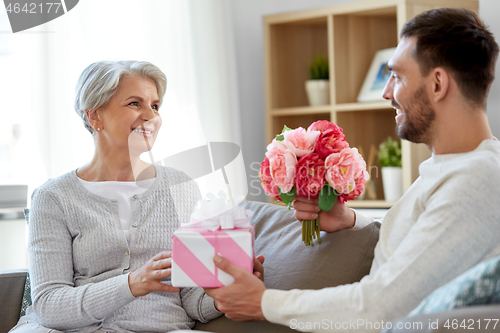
[259,120,369,246]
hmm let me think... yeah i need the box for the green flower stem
[304,220,309,246]
[309,220,312,246]
[302,221,305,242]
[305,220,308,246]
[316,218,321,245]
[307,220,311,246]
[302,218,321,246]
[309,221,312,246]
[302,221,306,245]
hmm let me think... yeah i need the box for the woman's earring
[97,128,101,131]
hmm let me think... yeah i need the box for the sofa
[0,201,498,333]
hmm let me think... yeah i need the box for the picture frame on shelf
[357,47,396,102]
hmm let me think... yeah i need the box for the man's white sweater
[262,139,500,332]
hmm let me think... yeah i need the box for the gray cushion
[194,200,380,332]
[0,269,28,333]
[251,201,380,290]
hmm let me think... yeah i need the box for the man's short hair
[401,8,499,108]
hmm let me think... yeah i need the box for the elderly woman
[11,61,223,332]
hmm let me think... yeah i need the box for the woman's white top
[77,178,155,242]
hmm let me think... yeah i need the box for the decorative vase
[305,80,330,106]
[381,166,402,202]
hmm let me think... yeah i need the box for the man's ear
[430,67,450,103]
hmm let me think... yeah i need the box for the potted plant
[378,136,402,201]
[305,55,330,106]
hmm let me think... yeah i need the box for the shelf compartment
[271,105,332,116]
[336,109,398,200]
[332,9,398,104]
[336,101,392,112]
[269,18,329,109]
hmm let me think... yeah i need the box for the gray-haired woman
[10,61,223,332]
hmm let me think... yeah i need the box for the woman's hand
[128,251,180,297]
[253,255,265,281]
[292,196,355,232]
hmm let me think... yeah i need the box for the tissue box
[171,226,255,287]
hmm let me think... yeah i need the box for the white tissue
[186,191,253,230]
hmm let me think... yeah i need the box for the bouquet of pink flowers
[259,120,369,246]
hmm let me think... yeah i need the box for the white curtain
[0,0,242,199]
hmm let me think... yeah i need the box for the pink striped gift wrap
[171,226,255,287]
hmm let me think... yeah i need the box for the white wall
[230,0,500,202]
[480,0,500,137]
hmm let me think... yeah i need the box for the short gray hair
[74,60,167,134]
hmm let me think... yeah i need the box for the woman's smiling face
[96,75,162,156]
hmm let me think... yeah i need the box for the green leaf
[319,184,337,212]
[279,187,296,209]
[275,125,291,141]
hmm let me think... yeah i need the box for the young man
[204,8,500,331]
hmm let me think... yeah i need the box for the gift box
[172,225,254,287]
[172,192,255,288]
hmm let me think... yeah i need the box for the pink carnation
[295,153,325,199]
[315,126,349,158]
[265,143,297,193]
[325,148,368,201]
[283,127,320,158]
[260,157,280,200]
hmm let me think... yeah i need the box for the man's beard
[397,86,436,144]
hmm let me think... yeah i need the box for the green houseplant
[309,55,329,80]
[305,55,330,106]
[377,137,403,201]
[378,136,402,167]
